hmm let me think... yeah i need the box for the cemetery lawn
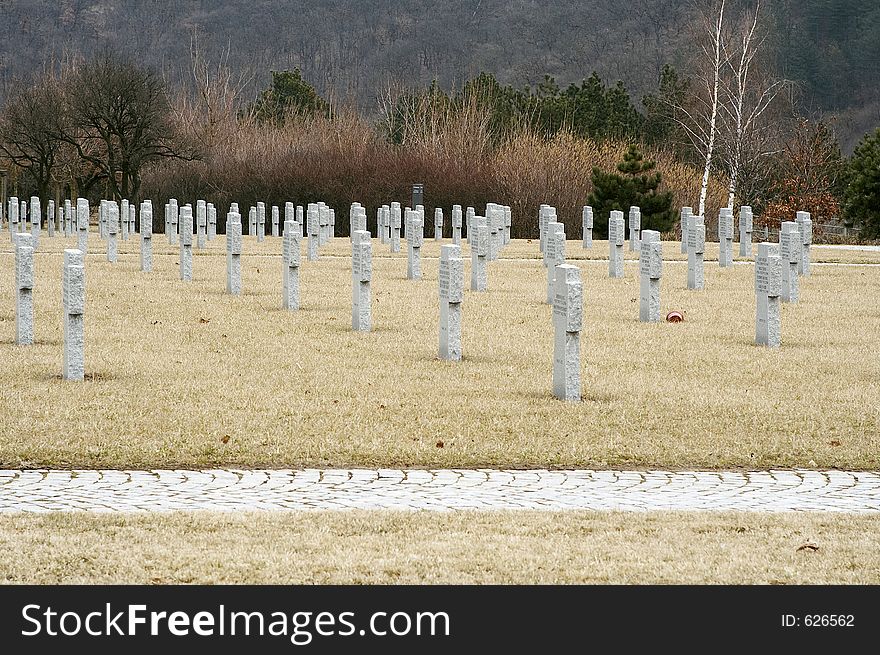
[1,510,878,584]
[1,235,878,471]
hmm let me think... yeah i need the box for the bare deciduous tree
[58,50,199,201]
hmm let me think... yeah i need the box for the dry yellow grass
[1,511,877,584]
[1,231,878,470]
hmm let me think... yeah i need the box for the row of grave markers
[6,194,817,397]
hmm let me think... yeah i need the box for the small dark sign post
[412,183,424,208]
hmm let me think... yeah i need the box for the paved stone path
[1,469,878,513]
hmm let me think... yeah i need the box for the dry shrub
[143,93,726,238]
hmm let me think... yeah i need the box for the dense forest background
[0,0,876,152]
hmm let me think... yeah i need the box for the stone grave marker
[283,219,301,310]
[352,229,372,331]
[779,221,800,302]
[795,211,812,276]
[179,205,193,281]
[755,242,782,348]
[628,206,641,251]
[15,233,34,345]
[608,210,625,278]
[107,202,119,262]
[680,206,693,254]
[226,212,242,294]
[687,215,706,290]
[434,207,443,240]
[739,206,753,258]
[552,263,582,402]
[582,206,593,249]
[140,200,153,272]
[470,217,489,291]
[718,207,734,267]
[439,243,464,361]
[546,221,566,304]
[639,230,662,322]
[62,248,85,380]
[307,204,319,261]
[271,205,280,237]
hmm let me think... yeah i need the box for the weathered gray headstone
[179,205,193,281]
[581,206,593,249]
[107,202,119,263]
[755,242,782,348]
[284,202,295,228]
[465,206,475,245]
[121,199,129,241]
[226,212,242,295]
[434,207,443,240]
[439,243,464,361]
[452,205,462,245]
[248,206,257,237]
[129,204,135,238]
[541,207,558,268]
[329,208,336,240]
[318,203,329,245]
[296,205,305,237]
[62,248,85,380]
[168,199,179,245]
[352,229,372,331]
[47,200,56,237]
[391,202,402,253]
[680,206,693,254]
[687,215,706,290]
[8,196,18,241]
[77,198,89,253]
[140,200,153,272]
[639,230,662,322]
[98,200,106,240]
[539,204,552,254]
[608,210,625,278]
[307,204,319,261]
[503,205,512,244]
[718,207,734,267]
[207,203,216,241]
[552,263,582,402]
[779,221,800,303]
[257,201,266,242]
[30,196,41,249]
[56,201,63,238]
[546,221,566,304]
[795,211,812,276]
[383,205,391,243]
[15,233,34,345]
[64,199,72,237]
[739,206,753,258]
[283,219,301,310]
[271,205,279,238]
[628,206,641,251]
[406,209,424,280]
[487,203,502,261]
[196,199,207,249]
[470,217,489,291]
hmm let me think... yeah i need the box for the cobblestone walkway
[1,469,878,513]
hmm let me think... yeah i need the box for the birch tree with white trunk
[719,1,786,210]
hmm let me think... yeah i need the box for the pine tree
[843,127,880,238]
[587,146,675,237]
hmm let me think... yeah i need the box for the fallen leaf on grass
[436,440,444,448]
[220,435,231,444]
[829,440,841,447]
[797,540,820,552]
[199,317,210,324]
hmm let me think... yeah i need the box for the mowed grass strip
[1,233,878,470]
[1,511,877,584]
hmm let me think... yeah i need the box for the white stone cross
[609,210,625,278]
[795,211,812,276]
[755,242,782,348]
[248,206,257,237]
[30,196,41,249]
[76,198,89,254]
[628,206,641,251]
[439,243,464,361]
[283,219,302,311]
[179,205,193,281]
[434,207,443,240]
[687,215,705,290]
[207,203,216,241]
[8,196,18,241]
[680,206,693,254]
[470,217,489,291]
[226,212,242,295]
[271,205,280,238]
[62,248,85,380]
[390,202,402,252]
[196,200,207,249]
[452,205,462,245]
[639,230,662,322]
[552,263,582,402]
[582,206,593,249]
[257,202,266,242]
[779,221,800,302]
[718,207,734,267]
[406,210,424,280]
[352,229,372,331]
[739,206,753,258]
[307,204,320,261]
[545,221,566,304]
[15,233,34,345]
[140,201,153,272]
[107,202,119,263]
[168,199,179,245]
